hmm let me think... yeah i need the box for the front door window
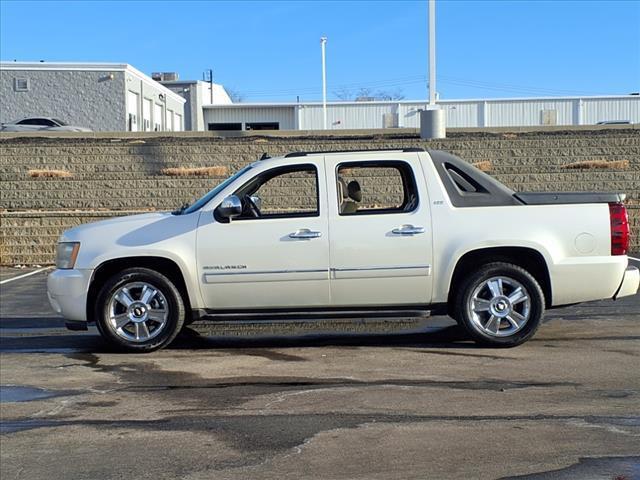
[231,164,319,220]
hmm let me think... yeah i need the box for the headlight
[56,242,80,269]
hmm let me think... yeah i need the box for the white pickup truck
[47,148,639,352]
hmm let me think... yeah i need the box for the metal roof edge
[122,65,185,103]
[203,94,639,108]
[0,62,185,104]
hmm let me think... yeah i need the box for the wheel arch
[87,256,193,323]
[447,246,552,312]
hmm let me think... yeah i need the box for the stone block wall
[1,128,638,265]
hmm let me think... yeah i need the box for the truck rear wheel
[453,262,545,347]
[95,268,185,352]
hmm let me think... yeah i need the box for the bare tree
[333,88,355,100]
[336,87,405,102]
[225,87,245,103]
[375,89,405,101]
[355,87,374,101]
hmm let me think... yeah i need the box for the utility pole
[320,36,327,130]
[209,68,214,104]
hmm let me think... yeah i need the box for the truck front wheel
[95,268,186,352]
[453,262,545,347]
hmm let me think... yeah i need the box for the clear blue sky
[1,0,639,101]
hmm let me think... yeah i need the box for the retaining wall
[1,128,638,265]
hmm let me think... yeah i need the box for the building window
[126,91,140,132]
[208,123,242,131]
[14,78,29,92]
[174,112,182,132]
[245,122,279,130]
[153,104,163,131]
[142,98,152,132]
[166,110,174,131]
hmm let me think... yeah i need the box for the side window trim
[231,163,321,221]
[335,160,420,216]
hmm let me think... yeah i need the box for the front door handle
[392,225,425,236]
[289,228,322,240]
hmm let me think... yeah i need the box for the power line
[439,75,603,96]
[239,74,427,97]
[234,73,607,100]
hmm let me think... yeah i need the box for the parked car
[0,117,92,132]
[47,148,639,352]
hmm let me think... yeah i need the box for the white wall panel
[485,99,574,127]
[204,96,639,130]
[582,97,640,124]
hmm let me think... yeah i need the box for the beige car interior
[337,177,362,214]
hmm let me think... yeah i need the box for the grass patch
[28,169,73,178]
[472,160,492,172]
[160,166,228,177]
[562,159,629,170]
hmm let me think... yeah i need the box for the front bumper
[614,266,640,299]
[47,268,93,322]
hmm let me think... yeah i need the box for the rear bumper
[614,266,640,299]
[47,268,93,322]
[550,255,629,305]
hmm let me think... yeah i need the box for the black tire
[95,268,186,352]
[453,262,545,347]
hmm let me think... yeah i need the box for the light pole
[420,0,446,139]
[428,0,436,105]
[320,36,327,130]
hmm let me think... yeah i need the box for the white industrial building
[202,95,640,131]
[160,78,231,131]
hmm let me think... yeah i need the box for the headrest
[347,180,362,202]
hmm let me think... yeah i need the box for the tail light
[609,202,630,256]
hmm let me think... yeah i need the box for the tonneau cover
[515,192,626,205]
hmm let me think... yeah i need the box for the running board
[192,307,432,323]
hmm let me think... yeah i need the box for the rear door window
[335,161,419,215]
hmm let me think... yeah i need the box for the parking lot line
[629,256,640,263]
[0,267,52,285]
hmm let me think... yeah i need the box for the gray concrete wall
[1,128,638,264]
[162,82,198,131]
[0,69,126,131]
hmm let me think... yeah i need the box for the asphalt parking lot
[1,264,639,479]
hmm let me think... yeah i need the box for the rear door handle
[289,228,322,240]
[392,225,425,236]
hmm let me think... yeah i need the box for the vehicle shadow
[170,323,473,351]
[0,317,477,353]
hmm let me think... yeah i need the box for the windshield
[52,118,68,126]
[178,164,254,215]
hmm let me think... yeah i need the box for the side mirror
[249,195,262,210]
[216,195,242,220]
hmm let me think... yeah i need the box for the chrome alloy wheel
[107,282,169,343]
[467,276,531,337]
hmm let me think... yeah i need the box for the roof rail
[284,147,425,158]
